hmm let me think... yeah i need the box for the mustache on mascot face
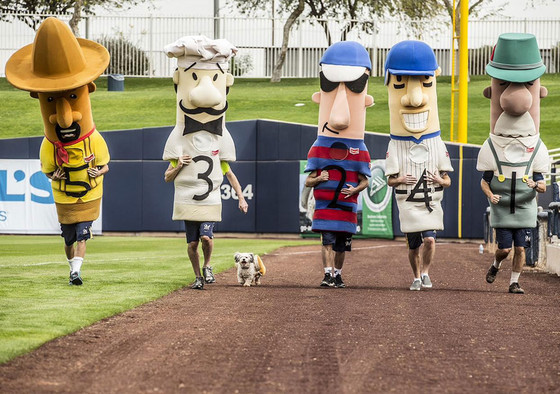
[55,122,81,142]
[179,100,229,116]
[175,63,230,118]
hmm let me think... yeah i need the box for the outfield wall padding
[1,119,527,238]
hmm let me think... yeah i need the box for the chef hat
[164,35,237,71]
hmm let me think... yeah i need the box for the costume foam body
[384,40,453,233]
[304,41,373,234]
[476,33,549,228]
[162,36,237,222]
[5,17,110,224]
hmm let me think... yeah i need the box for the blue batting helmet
[384,40,438,85]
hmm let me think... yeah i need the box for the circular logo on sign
[363,162,392,213]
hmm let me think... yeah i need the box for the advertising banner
[0,160,102,234]
[361,160,393,239]
[299,160,393,237]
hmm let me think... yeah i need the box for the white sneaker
[409,279,422,291]
[421,275,432,288]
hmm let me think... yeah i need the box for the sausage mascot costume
[304,41,373,288]
[6,17,110,286]
[384,40,453,291]
[162,36,237,289]
[477,33,549,294]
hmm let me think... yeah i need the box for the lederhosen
[486,138,541,229]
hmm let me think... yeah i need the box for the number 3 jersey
[385,132,453,233]
[305,135,371,234]
[163,127,236,222]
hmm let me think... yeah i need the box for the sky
[108,0,560,19]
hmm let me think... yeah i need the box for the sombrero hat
[5,17,109,93]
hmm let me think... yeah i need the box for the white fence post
[298,15,303,78]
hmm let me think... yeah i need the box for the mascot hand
[341,184,358,198]
[318,170,329,182]
[399,174,417,185]
[178,155,192,167]
[87,167,101,178]
[51,168,67,180]
[490,194,501,204]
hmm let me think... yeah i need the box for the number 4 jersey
[305,135,371,234]
[385,132,453,233]
[163,127,236,222]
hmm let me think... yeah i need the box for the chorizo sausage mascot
[384,40,453,291]
[477,33,549,294]
[162,36,237,289]
[5,17,110,286]
[304,41,373,288]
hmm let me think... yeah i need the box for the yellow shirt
[40,130,110,204]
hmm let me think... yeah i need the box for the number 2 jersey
[385,132,453,233]
[305,135,371,234]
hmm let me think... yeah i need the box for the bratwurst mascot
[6,17,110,286]
[162,36,237,289]
[384,40,453,291]
[304,41,373,288]
[477,33,549,295]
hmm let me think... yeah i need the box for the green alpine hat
[486,33,546,83]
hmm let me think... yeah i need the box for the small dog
[234,252,266,287]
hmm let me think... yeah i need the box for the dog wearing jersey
[234,252,266,287]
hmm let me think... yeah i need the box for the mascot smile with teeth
[384,40,453,291]
[477,33,550,295]
[6,17,110,286]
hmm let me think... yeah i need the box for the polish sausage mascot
[304,41,373,288]
[5,17,110,286]
[477,33,549,294]
[162,36,237,289]
[384,40,453,291]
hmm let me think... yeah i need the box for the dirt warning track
[1,239,560,393]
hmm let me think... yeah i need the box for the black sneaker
[69,271,83,286]
[486,265,499,283]
[508,282,525,294]
[203,266,215,283]
[320,273,335,287]
[334,274,345,288]
[191,277,204,290]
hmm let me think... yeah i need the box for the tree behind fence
[0,13,559,78]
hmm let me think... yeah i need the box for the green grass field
[1,74,559,147]
[0,235,315,364]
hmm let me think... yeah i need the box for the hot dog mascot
[304,41,373,288]
[6,17,110,286]
[477,33,549,294]
[384,40,453,291]
[162,36,237,289]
